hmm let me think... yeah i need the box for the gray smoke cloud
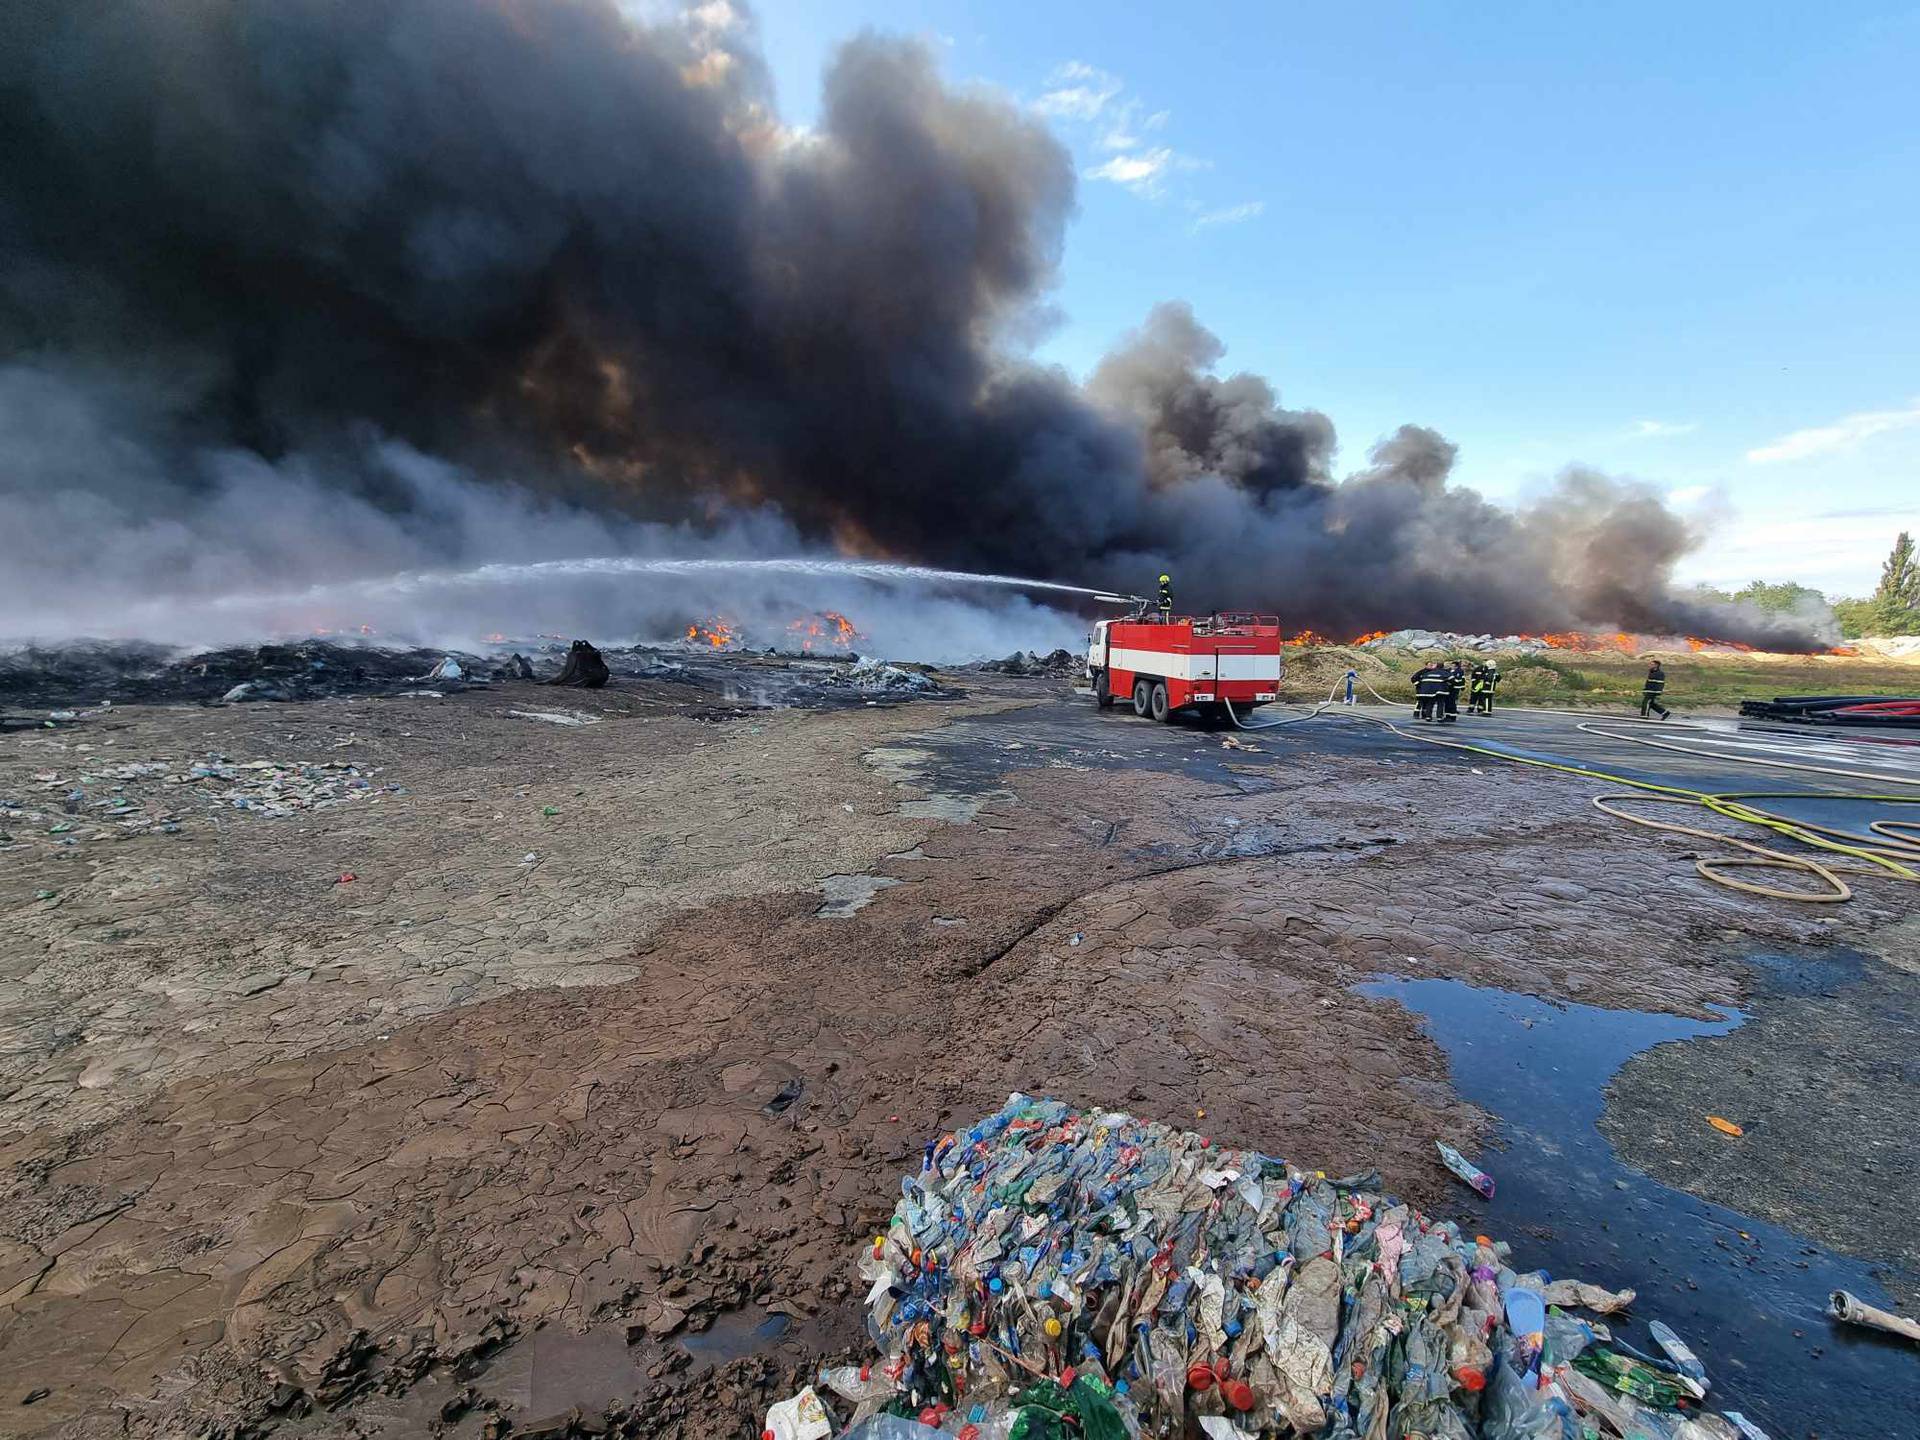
[0,0,1826,652]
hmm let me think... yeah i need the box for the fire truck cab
[1086,614,1284,723]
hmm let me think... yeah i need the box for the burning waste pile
[1356,631,1757,657]
[774,1095,1758,1440]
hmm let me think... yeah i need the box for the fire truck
[1086,613,1284,722]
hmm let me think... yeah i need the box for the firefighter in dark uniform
[1444,660,1465,722]
[1156,573,1173,620]
[1469,662,1496,715]
[1412,661,1448,721]
[1641,659,1671,719]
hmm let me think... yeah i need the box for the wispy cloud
[1747,397,1920,464]
[1189,200,1265,233]
[1033,61,1122,121]
[1034,61,1207,202]
[1088,147,1177,195]
[1666,483,1713,506]
[1098,102,1168,154]
[1629,418,1696,438]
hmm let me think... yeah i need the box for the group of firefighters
[1407,658,1500,721]
[1149,573,1676,722]
[1406,655,1671,721]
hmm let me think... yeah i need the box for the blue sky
[753,1,1919,596]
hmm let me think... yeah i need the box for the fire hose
[1226,681,1920,903]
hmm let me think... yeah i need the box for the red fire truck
[1086,614,1285,722]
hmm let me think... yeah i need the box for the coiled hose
[1225,680,1920,903]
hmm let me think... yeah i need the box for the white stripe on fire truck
[1104,647,1282,681]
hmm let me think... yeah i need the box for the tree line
[1696,532,1920,638]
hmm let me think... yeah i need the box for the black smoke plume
[0,0,1824,649]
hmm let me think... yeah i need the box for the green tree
[1835,533,1920,637]
[1874,531,1919,612]
[1730,579,1827,614]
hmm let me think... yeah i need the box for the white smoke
[0,364,1085,663]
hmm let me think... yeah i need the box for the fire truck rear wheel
[1132,679,1152,717]
[1150,681,1172,723]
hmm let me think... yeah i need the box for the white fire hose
[1828,1290,1920,1343]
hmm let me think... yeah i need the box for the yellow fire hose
[1229,679,1920,903]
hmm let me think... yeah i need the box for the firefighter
[1443,659,1465,722]
[1469,662,1495,715]
[1412,661,1448,721]
[1641,658,1671,720]
[1156,573,1173,620]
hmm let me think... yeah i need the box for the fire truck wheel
[1094,671,1114,708]
[1132,679,1152,717]
[1150,681,1172,723]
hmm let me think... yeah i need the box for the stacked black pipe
[1739,694,1920,727]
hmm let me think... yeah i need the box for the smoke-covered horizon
[1,0,1832,653]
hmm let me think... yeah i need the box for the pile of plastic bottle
[819,1094,1761,1440]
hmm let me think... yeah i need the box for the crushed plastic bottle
[1648,1319,1708,1388]
[1435,1139,1496,1198]
[1573,1347,1695,1408]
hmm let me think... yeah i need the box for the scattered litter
[48,709,78,721]
[764,1078,805,1115]
[424,656,464,680]
[1220,735,1261,752]
[520,852,539,865]
[762,1386,832,1440]
[1723,1411,1774,1439]
[507,709,599,727]
[846,1095,1749,1439]
[34,889,57,901]
[1827,1289,1920,1342]
[1068,932,1084,947]
[335,872,356,885]
[542,806,559,817]
[1706,1116,1744,1137]
[1436,1138,1496,1198]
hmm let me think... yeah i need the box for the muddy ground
[1,670,1914,1438]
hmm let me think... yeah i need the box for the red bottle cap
[1186,1364,1215,1392]
[1222,1380,1256,1411]
[1456,1367,1486,1392]
[1213,1358,1231,1382]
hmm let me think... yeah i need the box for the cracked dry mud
[0,675,1907,1438]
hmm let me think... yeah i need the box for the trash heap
[5,754,397,849]
[810,1095,1757,1440]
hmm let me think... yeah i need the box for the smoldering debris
[967,648,1082,676]
[0,3,1825,650]
[0,639,957,714]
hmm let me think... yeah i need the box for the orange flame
[1350,630,1389,646]
[685,618,738,648]
[786,610,863,652]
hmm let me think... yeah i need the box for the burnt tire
[1132,678,1152,717]
[1150,681,1172,723]
[1094,671,1114,708]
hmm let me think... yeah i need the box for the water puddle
[1357,977,1916,1440]
[677,1307,793,1363]
[815,874,899,917]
